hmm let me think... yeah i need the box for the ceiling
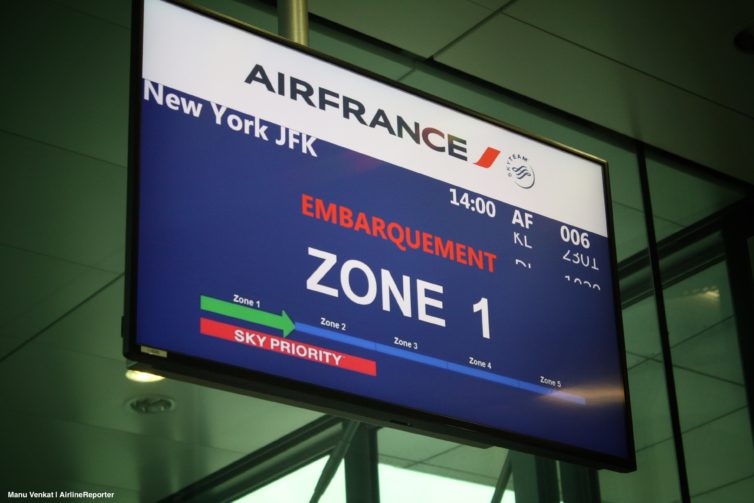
[1,0,752,501]
[305,0,754,187]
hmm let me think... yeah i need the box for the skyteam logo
[506,154,535,189]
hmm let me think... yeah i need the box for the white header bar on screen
[142,0,609,236]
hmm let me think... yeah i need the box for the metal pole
[636,142,691,503]
[490,455,512,503]
[278,0,309,46]
[560,462,600,503]
[345,424,380,503]
[309,420,360,503]
[722,200,754,455]
[507,452,558,503]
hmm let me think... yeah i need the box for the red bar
[474,147,501,168]
[200,317,377,376]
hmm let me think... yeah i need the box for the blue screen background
[136,82,629,460]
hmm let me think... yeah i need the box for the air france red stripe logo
[474,147,501,169]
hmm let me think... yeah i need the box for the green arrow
[200,295,296,337]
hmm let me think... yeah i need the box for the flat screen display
[126,0,635,471]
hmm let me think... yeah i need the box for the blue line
[298,323,377,351]
[294,323,586,405]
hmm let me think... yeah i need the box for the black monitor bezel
[124,0,636,472]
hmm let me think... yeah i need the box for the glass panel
[235,455,346,503]
[599,352,683,503]
[378,428,506,485]
[663,252,753,501]
[647,155,746,241]
[647,152,754,502]
[598,159,682,502]
[378,463,506,502]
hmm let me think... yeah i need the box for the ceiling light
[125,369,165,383]
[734,25,754,53]
[702,289,720,300]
